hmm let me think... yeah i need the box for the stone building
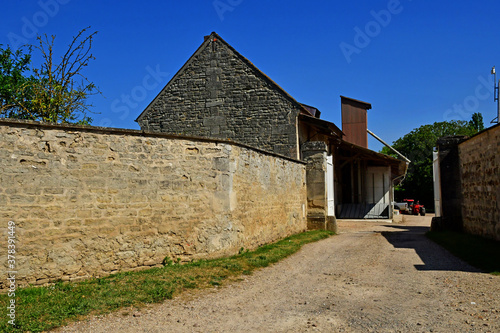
[136,32,406,226]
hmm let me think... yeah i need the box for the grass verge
[0,230,333,332]
[426,230,500,275]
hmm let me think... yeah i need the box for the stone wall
[0,120,306,288]
[459,124,500,241]
[137,34,302,159]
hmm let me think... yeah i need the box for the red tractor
[394,199,426,216]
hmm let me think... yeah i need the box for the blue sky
[1,0,499,151]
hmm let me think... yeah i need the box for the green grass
[0,230,333,332]
[426,230,500,275]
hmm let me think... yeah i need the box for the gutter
[367,129,410,186]
[367,129,411,163]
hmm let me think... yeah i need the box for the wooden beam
[339,152,362,168]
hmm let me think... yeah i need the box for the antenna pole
[497,75,500,124]
[493,66,499,124]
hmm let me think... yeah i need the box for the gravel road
[57,215,500,332]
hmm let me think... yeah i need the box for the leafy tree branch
[0,27,100,125]
[380,113,485,210]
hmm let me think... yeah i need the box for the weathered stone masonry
[137,35,302,159]
[0,120,306,288]
[433,124,500,241]
[459,124,500,241]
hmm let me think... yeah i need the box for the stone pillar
[431,136,467,232]
[302,141,328,230]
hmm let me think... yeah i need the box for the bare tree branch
[2,27,101,124]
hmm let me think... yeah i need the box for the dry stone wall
[0,120,306,288]
[459,124,500,241]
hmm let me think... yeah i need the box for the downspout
[392,169,409,186]
[296,114,301,160]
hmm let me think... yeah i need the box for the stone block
[10,195,36,204]
[213,156,230,172]
[326,216,337,233]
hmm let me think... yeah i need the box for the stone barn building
[136,32,407,228]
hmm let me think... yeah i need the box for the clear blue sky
[1,0,499,151]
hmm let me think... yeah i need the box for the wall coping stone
[458,122,500,145]
[0,118,305,165]
[436,135,468,149]
[301,141,328,152]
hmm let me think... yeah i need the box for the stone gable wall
[0,120,306,288]
[137,39,302,159]
[459,124,500,241]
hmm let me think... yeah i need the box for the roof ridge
[210,33,312,116]
[136,32,312,122]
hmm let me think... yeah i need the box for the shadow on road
[381,225,481,273]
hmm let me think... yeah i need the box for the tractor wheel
[420,208,426,216]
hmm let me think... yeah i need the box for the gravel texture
[56,215,500,332]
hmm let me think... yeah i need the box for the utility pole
[492,66,499,124]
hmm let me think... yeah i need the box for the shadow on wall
[381,225,481,273]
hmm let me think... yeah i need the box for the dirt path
[58,215,500,332]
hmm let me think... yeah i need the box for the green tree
[469,112,485,132]
[0,44,33,118]
[381,114,484,210]
[0,27,99,124]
